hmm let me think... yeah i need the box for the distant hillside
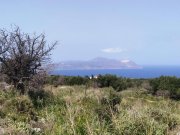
[56,57,142,70]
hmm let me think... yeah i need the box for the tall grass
[0,86,180,134]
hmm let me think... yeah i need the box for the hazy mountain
[56,57,142,70]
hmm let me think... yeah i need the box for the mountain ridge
[56,57,142,70]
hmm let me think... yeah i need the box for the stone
[0,127,5,135]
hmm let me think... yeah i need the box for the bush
[97,74,118,88]
[96,90,121,124]
[4,96,38,122]
[150,109,178,130]
[65,76,88,85]
[28,89,53,108]
[150,76,180,99]
[0,110,6,118]
[97,74,134,91]
[171,88,180,100]
[46,75,59,85]
[46,75,89,86]
[112,78,128,91]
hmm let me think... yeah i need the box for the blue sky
[0,0,180,65]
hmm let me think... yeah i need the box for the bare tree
[0,26,57,87]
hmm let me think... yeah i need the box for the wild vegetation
[0,27,180,134]
[47,74,180,100]
[0,26,57,89]
[0,83,180,134]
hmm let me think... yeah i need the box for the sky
[0,0,180,65]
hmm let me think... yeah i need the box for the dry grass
[0,86,180,134]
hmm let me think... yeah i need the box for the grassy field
[0,85,180,135]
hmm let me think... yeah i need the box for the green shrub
[149,109,178,130]
[112,78,128,91]
[28,89,53,108]
[97,74,133,91]
[81,97,99,109]
[46,75,59,85]
[0,110,6,118]
[150,76,180,99]
[172,88,180,100]
[97,74,118,88]
[3,96,38,122]
[96,90,121,124]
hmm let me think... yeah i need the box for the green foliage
[47,75,89,86]
[150,76,180,99]
[0,95,38,124]
[109,90,122,107]
[28,89,53,108]
[47,75,180,100]
[112,78,128,91]
[1,78,180,134]
[46,75,59,85]
[81,97,99,109]
[96,90,121,127]
[47,74,142,92]
[97,74,118,87]
[150,109,178,130]
[0,109,6,118]
[173,88,180,99]
[65,76,88,85]
[97,74,134,91]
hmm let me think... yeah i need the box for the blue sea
[51,66,180,79]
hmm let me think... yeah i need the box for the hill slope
[57,57,142,70]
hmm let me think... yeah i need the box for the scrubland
[0,85,180,135]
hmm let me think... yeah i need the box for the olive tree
[0,26,57,87]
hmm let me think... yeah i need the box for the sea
[50,66,180,79]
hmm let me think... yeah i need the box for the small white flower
[32,128,41,132]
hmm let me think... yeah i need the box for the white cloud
[101,48,123,53]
